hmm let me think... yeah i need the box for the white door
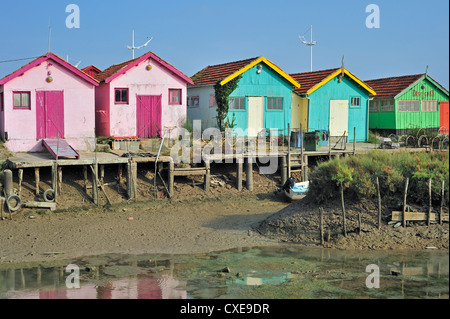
[247,97,264,137]
[329,100,349,137]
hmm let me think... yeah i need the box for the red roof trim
[0,53,99,86]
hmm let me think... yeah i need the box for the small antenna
[299,25,317,72]
[48,26,52,53]
[127,30,153,59]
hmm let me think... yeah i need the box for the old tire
[43,189,55,203]
[7,194,22,212]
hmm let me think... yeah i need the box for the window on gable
[229,98,245,110]
[115,88,129,104]
[13,91,31,109]
[350,97,361,108]
[169,89,182,105]
[422,100,438,112]
[267,97,283,110]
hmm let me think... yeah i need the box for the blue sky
[0,0,449,89]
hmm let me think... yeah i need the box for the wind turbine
[299,25,317,72]
[127,30,153,59]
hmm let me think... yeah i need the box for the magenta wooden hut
[94,51,194,139]
[0,52,99,152]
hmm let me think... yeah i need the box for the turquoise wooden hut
[188,57,300,137]
[290,67,376,142]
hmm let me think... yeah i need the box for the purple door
[36,91,65,139]
[136,95,162,138]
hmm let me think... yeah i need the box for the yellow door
[291,93,308,131]
[247,97,264,137]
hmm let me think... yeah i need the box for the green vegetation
[309,151,449,206]
[214,75,242,131]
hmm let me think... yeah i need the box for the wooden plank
[391,211,449,222]
[173,170,207,176]
[24,201,56,211]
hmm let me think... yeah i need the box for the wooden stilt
[237,158,243,191]
[18,169,23,197]
[35,168,40,196]
[280,156,287,185]
[91,161,99,205]
[83,166,88,194]
[57,167,62,194]
[204,161,210,192]
[246,158,254,191]
[168,160,174,198]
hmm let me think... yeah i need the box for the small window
[0,92,3,111]
[13,91,31,109]
[398,100,420,112]
[422,100,438,112]
[267,97,283,110]
[169,89,182,105]
[209,95,216,108]
[350,97,360,108]
[380,100,394,112]
[229,98,245,110]
[115,88,129,104]
[369,100,379,113]
[190,96,199,108]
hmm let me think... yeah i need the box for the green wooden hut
[365,73,449,135]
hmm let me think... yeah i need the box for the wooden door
[440,101,449,134]
[36,91,65,139]
[329,100,349,137]
[136,95,162,138]
[247,97,264,137]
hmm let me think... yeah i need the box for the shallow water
[0,246,448,299]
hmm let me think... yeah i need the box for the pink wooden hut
[94,51,194,139]
[0,52,99,153]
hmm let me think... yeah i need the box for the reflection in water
[0,247,448,299]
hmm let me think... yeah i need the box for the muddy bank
[257,195,449,250]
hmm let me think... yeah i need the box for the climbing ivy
[214,75,242,131]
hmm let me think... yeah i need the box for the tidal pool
[0,246,448,299]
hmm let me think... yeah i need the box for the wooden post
[204,160,210,192]
[83,166,88,194]
[57,167,62,194]
[319,207,324,245]
[340,182,347,237]
[99,165,105,185]
[18,169,23,197]
[51,162,58,202]
[3,170,13,197]
[440,180,445,225]
[168,160,174,198]
[358,213,362,235]
[237,157,243,191]
[246,157,254,191]
[131,161,137,201]
[34,168,40,196]
[280,156,287,185]
[376,176,382,230]
[287,123,291,179]
[402,178,409,228]
[428,178,432,226]
[303,155,309,182]
[92,161,99,206]
[300,123,304,179]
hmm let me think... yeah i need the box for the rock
[236,272,243,278]
[393,222,402,228]
[219,267,231,273]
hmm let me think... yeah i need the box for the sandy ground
[0,162,290,264]
[0,151,448,265]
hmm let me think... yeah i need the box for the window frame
[189,96,200,108]
[169,89,182,105]
[369,100,379,113]
[398,100,420,112]
[13,91,31,110]
[422,100,438,112]
[350,96,361,109]
[229,97,246,111]
[266,97,284,111]
[114,88,129,105]
[379,99,395,113]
